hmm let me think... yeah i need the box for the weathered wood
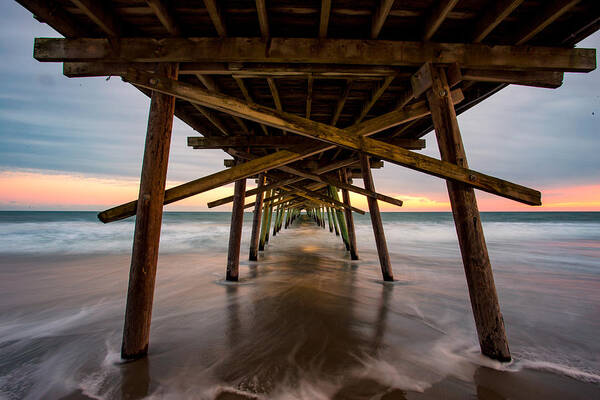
[319,0,332,38]
[286,184,366,215]
[462,69,564,88]
[35,38,597,72]
[16,0,85,37]
[256,0,269,39]
[146,0,182,36]
[226,177,246,281]
[203,0,227,37]
[360,154,394,281]
[69,0,123,37]
[426,65,511,362]
[329,186,350,250]
[306,75,314,119]
[423,0,459,40]
[371,0,395,38]
[121,70,541,206]
[326,206,334,232]
[121,63,178,360]
[331,79,353,126]
[515,0,581,45]
[234,77,270,135]
[258,189,272,251]
[249,173,265,261]
[472,0,524,43]
[340,169,359,260]
[355,75,395,124]
[188,136,315,148]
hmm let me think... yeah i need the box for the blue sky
[0,2,598,211]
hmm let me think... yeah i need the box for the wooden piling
[121,63,178,360]
[326,207,334,232]
[341,169,359,260]
[259,189,272,251]
[226,176,247,281]
[249,173,266,261]
[360,154,394,281]
[426,65,511,362]
[329,186,350,250]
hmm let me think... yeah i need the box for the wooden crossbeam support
[188,136,317,148]
[234,77,269,135]
[286,184,366,215]
[515,0,581,45]
[423,0,459,41]
[472,0,524,43]
[121,63,178,360]
[122,70,541,206]
[203,0,227,37]
[255,0,269,39]
[319,0,332,38]
[197,74,249,134]
[360,155,393,281]
[306,75,314,119]
[331,79,353,126]
[371,0,395,39]
[146,0,182,36]
[355,75,395,124]
[267,78,282,111]
[191,103,230,136]
[462,69,564,89]
[16,0,85,37]
[35,38,597,72]
[69,0,123,37]
[426,64,511,362]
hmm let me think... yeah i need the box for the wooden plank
[462,69,564,88]
[226,177,246,281]
[203,0,227,37]
[121,63,178,360]
[340,169,359,260]
[423,0,459,41]
[472,0,524,43]
[16,0,86,37]
[35,38,597,72]
[371,0,395,39]
[146,0,182,36]
[123,70,540,206]
[69,0,122,37]
[249,173,265,261]
[515,0,581,45]
[360,155,393,281]
[267,78,282,111]
[188,136,315,148]
[234,77,269,135]
[426,65,510,361]
[319,0,332,38]
[256,0,269,39]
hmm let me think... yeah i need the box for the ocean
[0,211,599,399]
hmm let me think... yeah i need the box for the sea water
[0,211,599,399]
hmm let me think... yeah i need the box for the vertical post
[341,169,359,260]
[226,176,247,281]
[249,173,266,261]
[426,65,510,362]
[331,206,340,236]
[258,189,271,251]
[264,199,273,244]
[122,63,178,360]
[329,186,350,249]
[326,207,334,232]
[360,155,393,281]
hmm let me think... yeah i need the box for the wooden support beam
[267,78,282,111]
[355,75,395,124]
[515,0,581,45]
[331,79,353,126]
[36,38,597,72]
[203,0,227,37]
[255,0,270,39]
[360,155,393,281]
[462,69,564,89]
[258,189,272,251]
[371,0,395,39]
[286,184,366,215]
[340,169,359,260]
[319,0,332,38]
[226,177,246,281]
[426,65,511,362]
[329,186,350,250]
[188,136,317,148]
[121,71,540,206]
[472,0,524,43]
[197,74,249,134]
[16,0,85,37]
[69,0,123,37]
[423,0,459,41]
[121,63,178,360]
[234,77,269,135]
[146,0,182,36]
[306,75,314,119]
[249,173,265,261]
[191,103,230,136]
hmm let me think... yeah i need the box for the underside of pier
[16,0,598,362]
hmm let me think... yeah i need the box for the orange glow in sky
[1,170,598,212]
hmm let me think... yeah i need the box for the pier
[15,0,598,363]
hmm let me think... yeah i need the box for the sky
[0,2,599,212]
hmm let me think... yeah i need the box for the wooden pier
[16,0,598,362]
